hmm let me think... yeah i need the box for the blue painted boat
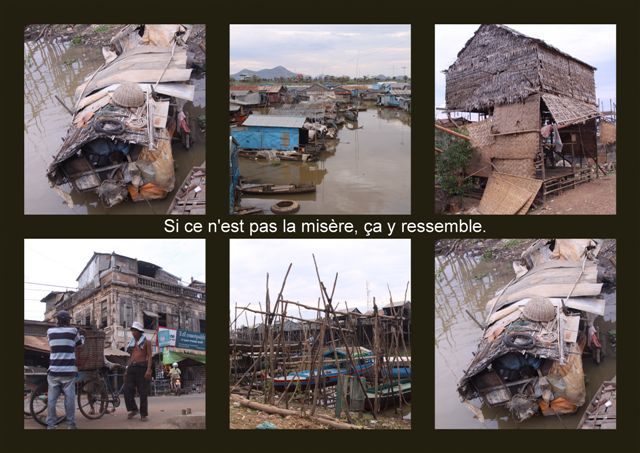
[273,347,374,391]
[381,365,411,380]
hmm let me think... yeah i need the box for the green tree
[435,129,474,207]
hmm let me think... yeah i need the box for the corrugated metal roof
[25,335,50,353]
[229,85,259,92]
[242,114,306,128]
[258,85,284,93]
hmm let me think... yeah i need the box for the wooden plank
[76,68,192,98]
[73,96,111,125]
[488,283,602,310]
[152,100,170,129]
[562,314,580,343]
[484,309,523,341]
[487,297,605,324]
[497,265,598,297]
[76,82,194,110]
[509,260,596,282]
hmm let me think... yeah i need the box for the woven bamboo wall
[489,132,540,159]
[493,158,536,178]
[599,121,617,145]
[478,172,542,215]
[465,120,493,177]
[491,95,540,133]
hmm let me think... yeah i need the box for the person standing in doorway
[124,321,153,421]
[46,310,85,429]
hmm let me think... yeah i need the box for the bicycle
[28,376,68,427]
[76,366,125,419]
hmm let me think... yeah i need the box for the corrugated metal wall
[231,126,299,151]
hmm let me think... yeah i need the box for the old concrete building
[42,252,206,352]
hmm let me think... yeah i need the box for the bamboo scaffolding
[230,255,412,424]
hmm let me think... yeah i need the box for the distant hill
[230,66,299,80]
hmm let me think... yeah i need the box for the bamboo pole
[310,307,327,415]
[373,298,380,414]
[435,123,470,141]
[312,254,374,419]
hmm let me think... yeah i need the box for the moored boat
[240,183,316,195]
[458,240,606,422]
[46,24,197,208]
[167,164,206,215]
[365,380,412,411]
[578,378,616,429]
[273,347,374,391]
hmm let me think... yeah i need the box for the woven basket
[523,297,556,322]
[76,330,105,371]
[112,82,145,108]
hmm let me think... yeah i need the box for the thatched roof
[445,25,597,112]
[451,24,596,72]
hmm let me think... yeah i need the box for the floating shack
[443,24,603,214]
[46,24,197,208]
[458,239,606,422]
[377,89,412,109]
[231,114,308,151]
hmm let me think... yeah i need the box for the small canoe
[167,164,206,215]
[240,183,316,195]
[365,380,412,411]
[578,378,616,429]
[273,360,374,391]
[381,365,411,380]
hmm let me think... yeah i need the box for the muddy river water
[24,39,205,215]
[435,252,616,429]
[239,107,411,215]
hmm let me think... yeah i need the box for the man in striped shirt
[46,310,84,429]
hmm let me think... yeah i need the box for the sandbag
[545,342,586,408]
[134,129,175,194]
[128,182,168,202]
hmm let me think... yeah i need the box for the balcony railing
[136,276,206,301]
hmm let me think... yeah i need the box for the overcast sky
[230,24,411,78]
[230,239,411,326]
[24,239,206,321]
[435,24,616,117]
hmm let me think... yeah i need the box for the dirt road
[532,174,616,215]
[24,393,205,430]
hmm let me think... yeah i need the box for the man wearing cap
[46,310,85,429]
[124,321,153,421]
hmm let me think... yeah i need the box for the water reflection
[239,106,411,214]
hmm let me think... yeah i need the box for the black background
[7,1,640,451]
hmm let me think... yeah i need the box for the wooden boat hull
[167,165,206,215]
[240,184,316,195]
[578,378,616,429]
[364,380,412,411]
[273,361,374,391]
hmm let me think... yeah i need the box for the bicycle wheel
[24,389,34,417]
[30,383,65,427]
[77,379,108,419]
